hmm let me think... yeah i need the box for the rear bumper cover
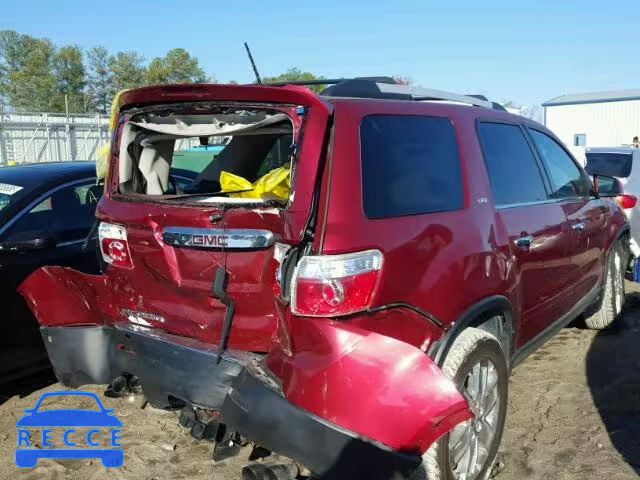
[40,324,262,409]
[223,369,422,477]
[23,266,471,475]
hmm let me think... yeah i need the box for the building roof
[543,89,640,107]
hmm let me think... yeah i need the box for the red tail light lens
[291,250,383,317]
[99,222,133,269]
[617,194,637,209]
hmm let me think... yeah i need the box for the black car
[0,161,101,387]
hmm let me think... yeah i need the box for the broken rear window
[116,106,296,204]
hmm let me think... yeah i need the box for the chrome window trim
[496,199,557,210]
[0,176,97,239]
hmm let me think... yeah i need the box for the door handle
[514,235,534,248]
[572,222,586,232]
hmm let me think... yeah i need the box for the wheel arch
[615,223,630,238]
[429,295,516,368]
[615,224,631,257]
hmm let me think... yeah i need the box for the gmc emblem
[191,234,228,247]
[162,228,274,250]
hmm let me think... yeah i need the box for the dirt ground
[2,284,640,480]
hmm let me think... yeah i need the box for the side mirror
[592,174,622,197]
[0,232,56,253]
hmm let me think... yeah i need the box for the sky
[2,0,639,107]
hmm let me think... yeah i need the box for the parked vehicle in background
[0,162,101,385]
[586,147,640,259]
[19,80,629,480]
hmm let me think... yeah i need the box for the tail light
[616,194,637,210]
[99,222,133,269]
[291,250,383,317]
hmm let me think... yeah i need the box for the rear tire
[419,327,508,480]
[584,241,626,330]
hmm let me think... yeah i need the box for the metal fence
[0,110,222,165]
[0,110,110,165]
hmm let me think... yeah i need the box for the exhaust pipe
[264,464,298,480]
[107,374,143,397]
[128,375,142,394]
[109,375,130,396]
[241,464,269,480]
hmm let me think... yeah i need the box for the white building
[543,89,640,162]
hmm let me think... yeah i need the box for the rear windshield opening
[585,152,633,178]
[117,106,296,205]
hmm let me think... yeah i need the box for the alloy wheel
[612,250,624,315]
[448,359,501,480]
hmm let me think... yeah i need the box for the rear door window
[477,122,548,206]
[585,152,633,178]
[360,115,463,218]
[5,181,101,242]
[528,129,590,199]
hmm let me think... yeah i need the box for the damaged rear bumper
[22,266,471,476]
[223,369,423,477]
[223,319,473,477]
[40,324,262,409]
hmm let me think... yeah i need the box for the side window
[529,129,590,199]
[360,115,463,218]
[477,122,548,206]
[6,181,102,242]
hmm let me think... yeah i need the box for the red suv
[20,79,629,480]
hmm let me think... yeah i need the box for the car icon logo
[15,391,123,468]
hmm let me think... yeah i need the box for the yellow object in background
[220,165,291,202]
[96,90,128,180]
[96,143,110,180]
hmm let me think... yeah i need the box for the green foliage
[146,48,207,85]
[110,51,146,92]
[263,67,325,93]
[87,46,114,114]
[51,46,86,113]
[0,31,214,113]
[0,30,58,111]
[0,31,331,113]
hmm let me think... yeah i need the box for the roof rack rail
[263,76,396,87]
[320,79,506,111]
[264,77,506,111]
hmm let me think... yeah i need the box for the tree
[110,51,146,92]
[393,75,414,85]
[87,46,114,114]
[146,48,207,85]
[0,30,57,111]
[521,104,543,123]
[52,45,86,113]
[263,67,325,92]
